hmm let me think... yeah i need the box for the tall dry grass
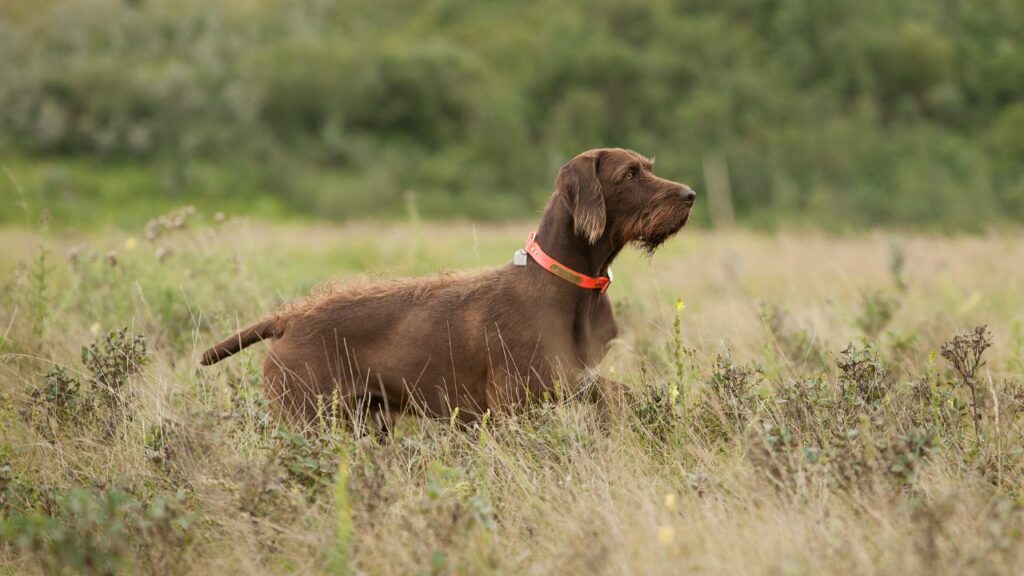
[1,212,1023,575]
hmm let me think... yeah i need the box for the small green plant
[855,289,900,338]
[20,209,55,343]
[0,457,55,518]
[32,365,82,422]
[888,240,909,293]
[81,328,149,413]
[668,298,690,414]
[624,356,686,450]
[828,427,875,491]
[413,460,497,572]
[326,452,354,576]
[629,378,679,447]
[707,352,758,424]
[28,243,51,342]
[773,376,832,433]
[133,490,198,576]
[886,426,935,487]
[695,352,761,442]
[747,418,804,493]
[837,343,893,410]
[0,461,24,515]
[273,430,343,502]
[237,460,297,523]
[228,372,273,436]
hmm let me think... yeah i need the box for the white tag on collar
[513,248,528,266]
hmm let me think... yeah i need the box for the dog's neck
[533,198,622,284]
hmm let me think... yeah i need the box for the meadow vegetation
[1,210,1023,574]
[3,1,1023,573]
[2,0,1023,228]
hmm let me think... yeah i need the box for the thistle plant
[940,325,993,439]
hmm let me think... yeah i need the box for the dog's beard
[634,232,674,256]
[631,209,689,256]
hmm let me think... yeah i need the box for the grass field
[2,211,1024,575]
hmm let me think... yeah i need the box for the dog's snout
[679,187,696,207]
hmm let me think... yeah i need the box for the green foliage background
[1,0,1023,229]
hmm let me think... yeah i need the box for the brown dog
[200,148,694,427]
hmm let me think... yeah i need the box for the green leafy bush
[1,0,1022,227]
[0,486,196,576]
[81,327,148,412]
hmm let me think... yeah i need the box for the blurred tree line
[0,0,1022,228]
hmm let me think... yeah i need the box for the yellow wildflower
[657,525,675,545]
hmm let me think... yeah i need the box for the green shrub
[0,486,196,576]
[837,343,893,410]
[81,327,148,412]
[33,366,82,419]
[273,430,344,502]
[855,289,900,338]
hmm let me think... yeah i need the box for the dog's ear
[556,152,606,244]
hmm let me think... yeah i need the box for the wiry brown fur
[287,271,491,314]
[200,148,695,429]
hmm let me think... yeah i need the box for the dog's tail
[199,317,280,366]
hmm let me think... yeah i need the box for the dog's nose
[679,187,696,207]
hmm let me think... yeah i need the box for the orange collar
[523,231,612,293]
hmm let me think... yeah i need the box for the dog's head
[555,148,695,254]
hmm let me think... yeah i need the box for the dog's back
[204,267,535,420]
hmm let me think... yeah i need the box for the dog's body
[201,148,694,426]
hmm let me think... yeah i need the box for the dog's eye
[625,170,636,180]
